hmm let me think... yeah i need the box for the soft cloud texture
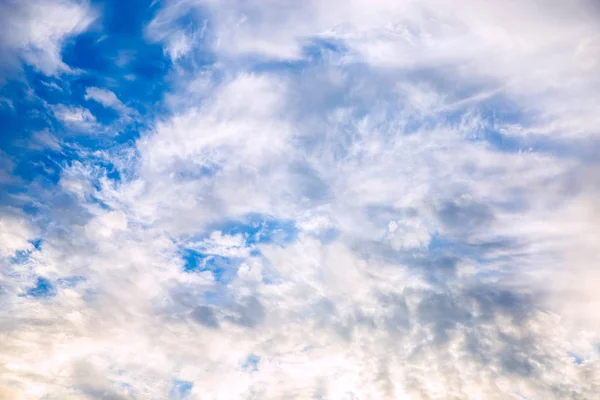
[84,87,135,117]
[1,0,600,399]
[0,0,96,76]
[52,104,98,131]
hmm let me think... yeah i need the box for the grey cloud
[437,198,495,233]
[191,305,220,329]
[499,345,535,377]
[376,292,411,333]
[288,162,331,204]
[228,296,265,328]
[416,292,472,344]
[72,361,131,400]
[467,285,534,323]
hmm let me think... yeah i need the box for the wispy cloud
[84,86,135,117]
[52,104,98,131]
[0,0,96,76]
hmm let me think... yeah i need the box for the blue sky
[1,0,600,399]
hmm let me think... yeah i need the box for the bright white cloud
[145,0,206,61]
[0,0,96,76]
[0,214,34,257]
[151,0,600,138]
[84,87,135,117]
[52,104,98,131]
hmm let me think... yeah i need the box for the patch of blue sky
[1,1,180,150]
[62,34,170,120]
[0,0,186,220]
[478,129,525,153]
[181,215,297,282]
[427,234,459,252]
[56,276,86,289]
[82,157,123,184]
[477,93,528,125]
[3,157,114,215]
[455,93,542,154]
[170,41,216,76]
[304,38,348,59]
[60,29,171,137]
[25,277,56,298]
[0,182,42,216]
[479,129,600,165]
[169,380,193,400]
[182,249,238,284]
[568,353,584,366]
[9,250,34,266]
[242,354,260,372]
[215,214,298,246]
[84,195,113,213]
[250,38,347,75]
[399,114,441,135]
[65,0,172,91]
[0,76,56,145]
[10,150,68,185]
[103,162,122,182]
[7,239,40,264]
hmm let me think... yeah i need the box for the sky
[0,0,599,398]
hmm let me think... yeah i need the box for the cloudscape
[1,0,599,398]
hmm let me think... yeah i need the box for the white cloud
[28,129,62,151]
[85,211,128,239]
[0,0,96,76]
[0,97,15,110]
[185,231,251,259]
[145,0,206,61]
[12,67,591,397]
[150,0,600,138]
[40,80,64,91]
[0,214,34,257]
[84,87,135,117]
[2,0,600,399]
[52,104,98,131]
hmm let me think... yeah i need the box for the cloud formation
[1,0,600,399]
[84,87,134,116]
[0,0,96,77]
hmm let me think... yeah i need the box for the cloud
[1,0,600,399]
[84,87,135,117]
[0,214,34,257]
[27,130,62,151]
[52,104,98,131]
[0,0,96,76]
[145,0,207,61]
[150,0,600,138]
